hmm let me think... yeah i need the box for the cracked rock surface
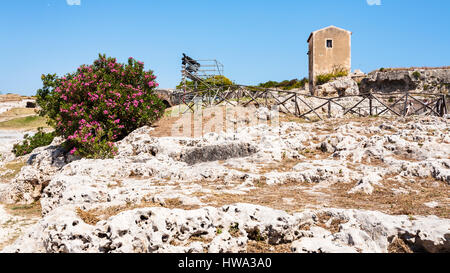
[0,111,449,252]
[2,204,449,253]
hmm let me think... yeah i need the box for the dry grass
[76,198,200,225]
[279,114,309,124]
[164,198,185,208]
[0,234,21,252]
[388,237,413,253]
[360,156,389,168]
[0,108,37,122]
[246,241,292,253]
[0,160,26,182]
[324,178,449,218]
[256,158,304,174]
[77,201,161,225]
[150,105,305,138]
[0,115,50,130]
[75,208,100,225]
[191,171,449,218]
[300,147,332,160]
[199,180,322,214]
[149,114,183,137]
[0,94,32,103]
[5,202,42,218]
[228,223,241,238]
[391,152,421,163]
[187,235,213,244]
[315,212,348,234]
[150,106,232,138]
[329,116,395,127]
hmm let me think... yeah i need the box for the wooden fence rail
[175,85,448,120]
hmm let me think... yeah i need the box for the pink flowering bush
[36,54,165,158]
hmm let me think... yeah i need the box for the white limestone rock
[316,77,360,97]
[3,204,449,253]
[348,172,383,194]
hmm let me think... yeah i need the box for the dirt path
[150,105,278,138]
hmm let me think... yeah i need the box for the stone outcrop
[360,68,450,94]
[1,114,449,253]
[154,89,175,108]
[2,117,449,207]
[316,76,359,97]
[0,137,75,204]
[3,204,449,253]
[176,143,257,165]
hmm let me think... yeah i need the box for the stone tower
[307,26,352,95]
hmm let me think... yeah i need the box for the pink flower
[70,147,77,155]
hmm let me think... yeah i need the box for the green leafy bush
[12,128,56,157]
[412,71,421,79]
[257,78,308,90]
[36,54,165,158]
[316,67,349,85]
[177,75,233,93]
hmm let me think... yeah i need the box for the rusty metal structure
[179,54,225,110]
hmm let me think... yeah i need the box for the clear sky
[1,0,449,95]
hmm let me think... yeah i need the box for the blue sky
[1,0,449,95]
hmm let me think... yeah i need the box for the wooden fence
[175,85,448,120]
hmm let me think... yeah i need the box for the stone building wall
[308,26,352,94]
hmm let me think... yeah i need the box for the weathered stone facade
[308,26,352,94]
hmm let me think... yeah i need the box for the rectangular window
[326,39,333,48]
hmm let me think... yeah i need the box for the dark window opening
[326,40,333,48]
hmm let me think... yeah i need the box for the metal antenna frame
[180,55,225,112]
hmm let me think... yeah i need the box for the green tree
[177,75,233,92]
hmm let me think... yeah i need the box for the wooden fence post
[403,92,409,116]
[327,100,331,118]
[443,94,448,116]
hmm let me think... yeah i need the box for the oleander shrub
[12,128,56,157]
[36,54,165,158]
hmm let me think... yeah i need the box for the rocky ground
[360,67,450,94]
[0,105,448,253]
[0,94,35,116]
